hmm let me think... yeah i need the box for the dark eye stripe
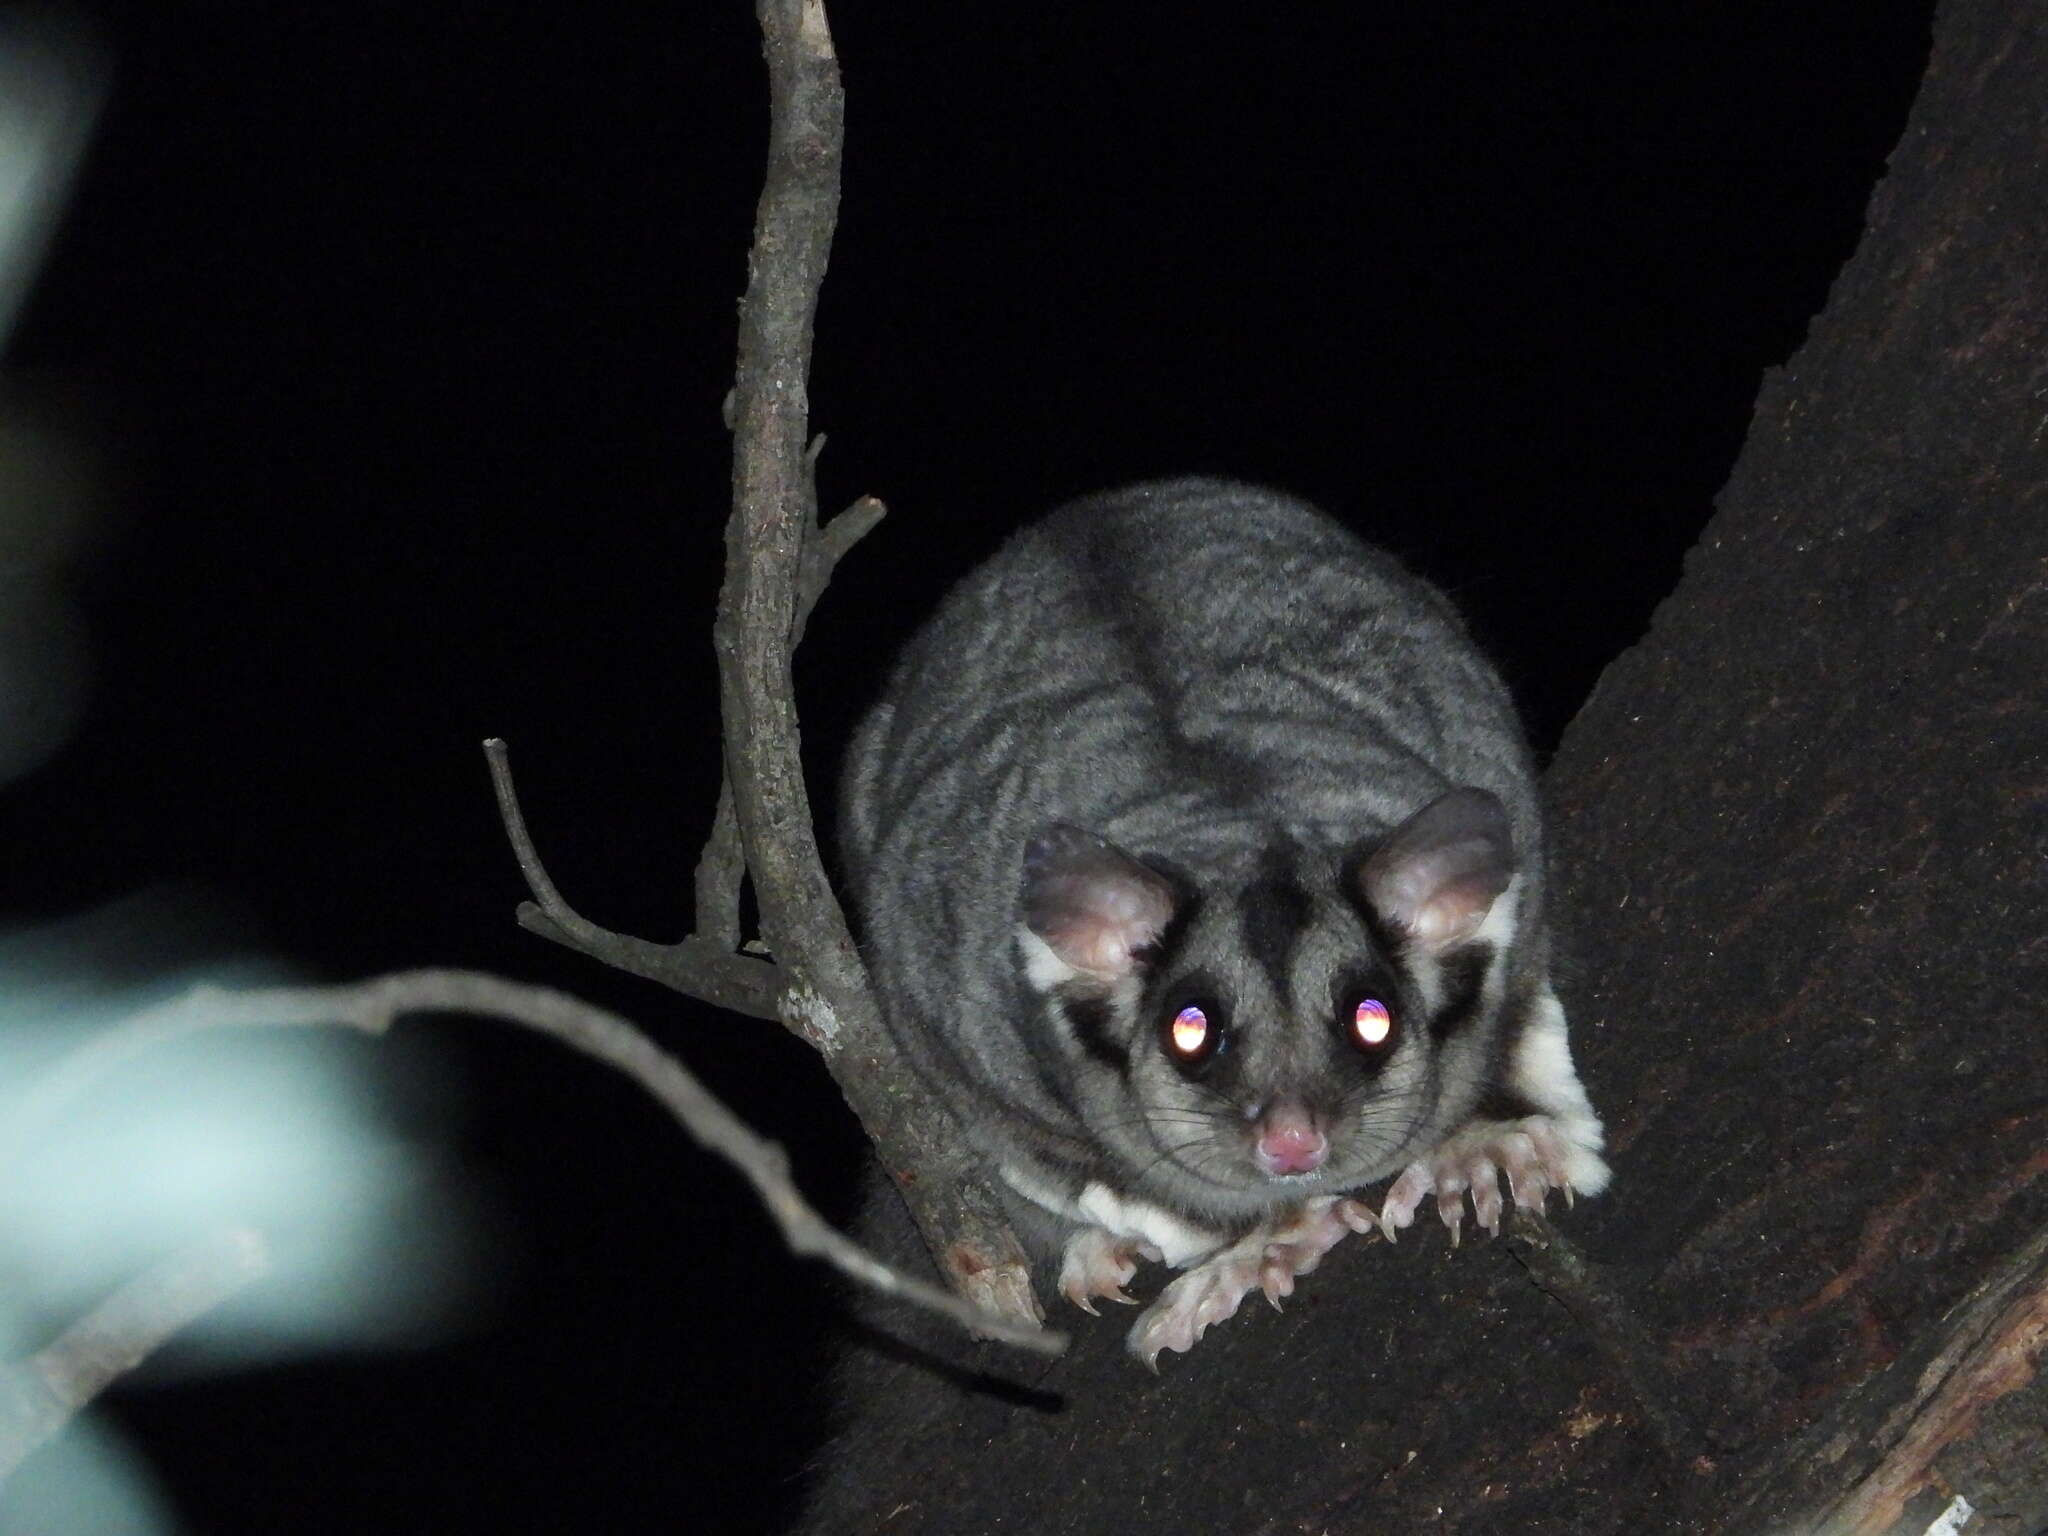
[1062,994,1130,1073]
[1428,947,1494,1039]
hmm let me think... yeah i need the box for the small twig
[2,971,1062,1359]
[687,488,882,961]
[0,1228,270,1484]
[513,910,785,1022]
[792,491,886,650]
[1504,1208,1711,1472]
[692,774,746,952]
[485,739,783,1021]
[483,735,582,924]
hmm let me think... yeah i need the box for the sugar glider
[840,478,1608,1366]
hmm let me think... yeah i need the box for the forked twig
[483,0,1042,1338]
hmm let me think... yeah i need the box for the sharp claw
[1111,1289,1139,1307]
[1379,1209,1398,1243]
[1563,1183,1576,1209]
[1074,1296,1100,1316]
[1470,1181,1503,1235]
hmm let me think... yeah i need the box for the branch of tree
[0,966,1057,1479]
[692,772,745,953]
[485,736,784,1022]
[484,0,1045,1337]
[1754,1225,2048,1535]
[713,0,1042,1332]
[1504,1208,1713,1475]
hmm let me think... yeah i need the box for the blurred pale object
[0,889,478,1367]
[0,9,105,787]
[0,895,480,1535]
[0,8,102,352]
[1,1414,179,1533]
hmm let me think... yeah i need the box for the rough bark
[799,0,2047,1529]
[493,0,1046,1345]
[716,0,1041,1336]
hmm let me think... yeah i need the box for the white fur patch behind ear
[1406,877,1522,1013]
[1471,876,1522,950]
[1017,926,1079,992]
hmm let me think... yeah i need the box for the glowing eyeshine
[1351,997,1393,1049]
[1167,1004,1211,1060]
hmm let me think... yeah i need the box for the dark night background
[0,3,1935,1532]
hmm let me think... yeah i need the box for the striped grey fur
[841,478,1602,1267]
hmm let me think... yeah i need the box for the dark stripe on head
[1238,848,1311,998]
[1465,976,1548,1120]
[1061,994,1130,1074]
[1428,946,1494,1040]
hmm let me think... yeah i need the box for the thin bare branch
[482,735,580,921]
[484,739,783,1020]
[0,1228,270,1485]
[511,908,782,1021]
[2,971,1061,1361]
[793,494,885,648]
[699,486,881,954]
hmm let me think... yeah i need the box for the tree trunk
[798,0,2048,1528]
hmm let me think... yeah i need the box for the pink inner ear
[1024,824,1177,981]
[1361,788,1516,954]
[1399,857,1504,948]
[1039,875,1173,979]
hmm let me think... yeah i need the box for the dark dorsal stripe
[1238,847,1312,999]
